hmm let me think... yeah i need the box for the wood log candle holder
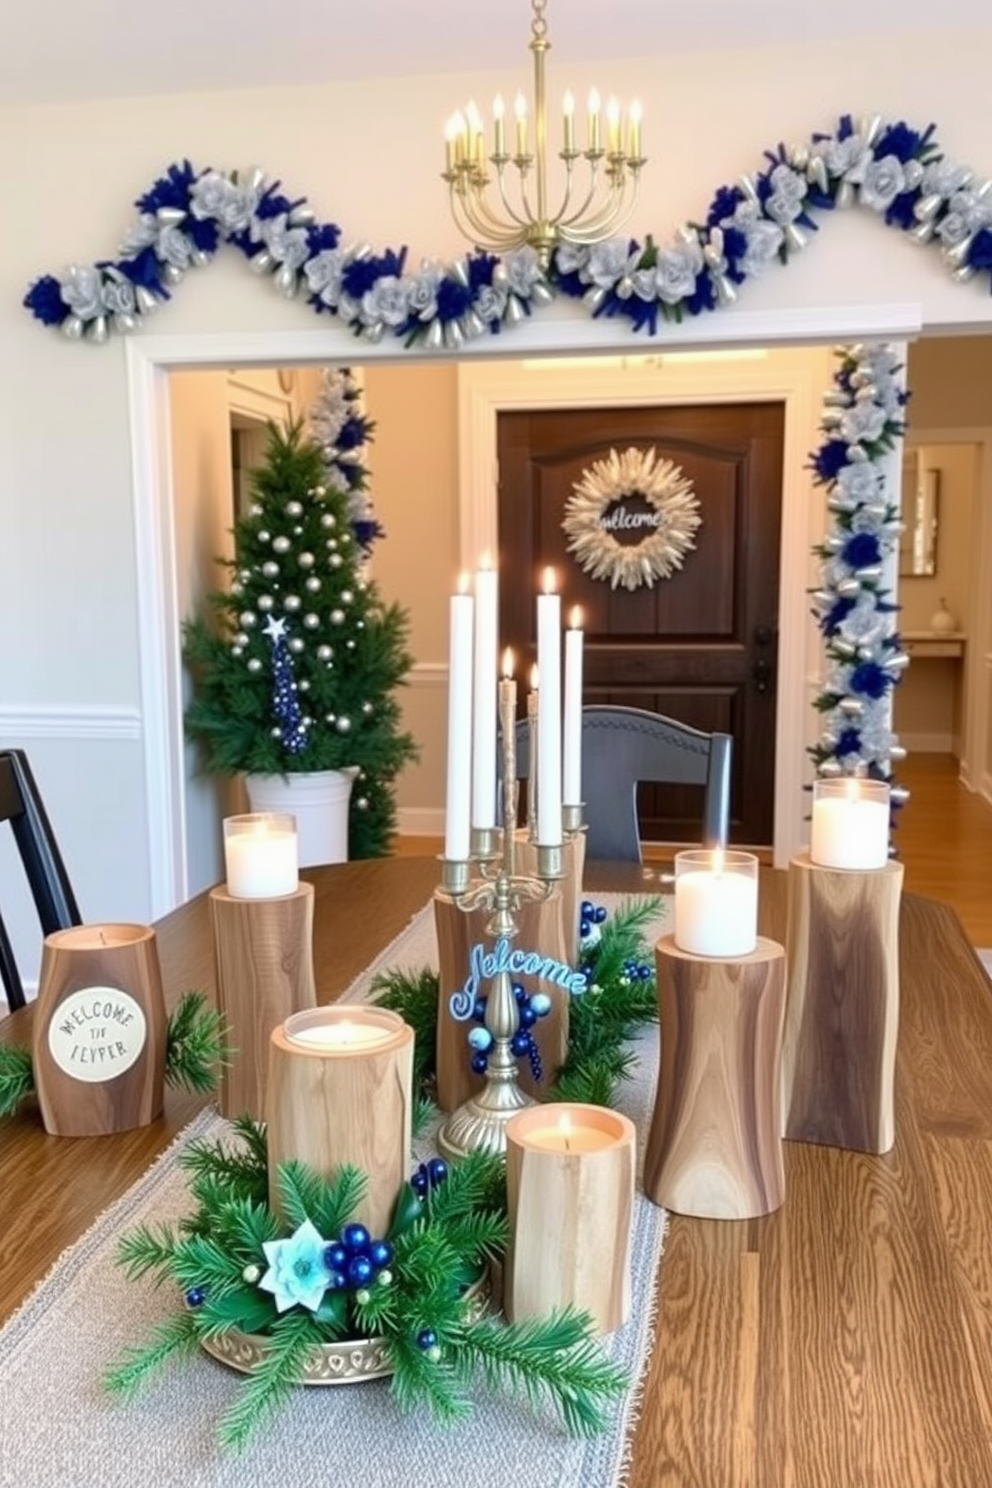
[644,935,786,1220]
[209,882,316,1121]
[32,924,168,1137]
[504,1103,635,1335]
[267,1006,415,1238]
[434,856,571,1113]
[781,852,903,1154]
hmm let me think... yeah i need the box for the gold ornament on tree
[562,446,701,591]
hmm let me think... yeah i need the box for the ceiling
[2,0,987,107]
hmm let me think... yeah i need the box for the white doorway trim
[125,310,921,915]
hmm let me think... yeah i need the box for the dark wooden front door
[497,401,784,847]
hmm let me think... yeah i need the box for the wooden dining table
[2,855,992,1488]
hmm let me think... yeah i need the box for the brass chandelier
[442,0,645,270]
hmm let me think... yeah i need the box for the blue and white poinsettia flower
[807,341,910,809]
[259,1218,332,1313]
[21,114,992,347]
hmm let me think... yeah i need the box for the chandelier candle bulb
[515,92,528,156]
[504,1104,636,1334]
[809,778,890,870]
[267,1006,414,1237]
[674,849,759,959]
[607,97,620,154]
[493,94,506,157]
[562,90,575,154]
[471,562,499,834]
[629,99,643,159]
[536,570,562,848]
[445,582,474,863]
[587,88,601,152]
[223,813,298,899]
[563,608,584,809]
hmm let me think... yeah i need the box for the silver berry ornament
[303,613,320,629]
[305,576,322,593]
[239,568,252,581]
[317,644,334,661]
[231,644,243,658]
[336,716,352,733]
[242,1263,261,1284]
[249,503,263,518]
[240,611,257,628]
[286,500,303,517]
[356,796,369,810]
[347,639,356,650]
[262,560,280,578]
[330,609,345,625]
[289,637,305,654]
[330,553,343,568]
[231,581,243,597]
[247,657,263,673]
[326,538,338,551]
[362,701,374,715]
[257,530,271,543]
[293,525,303,536]
[298,551,315,568]
[325,712,336,724]
[271,725,282,738]
[341,589,354,604]
[321,513,337,529]
[258,595,274,611]
[273,535,291,554]
[284,594,302,612]
[299,679,310,691]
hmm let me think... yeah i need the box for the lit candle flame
[542,566,557,595]
[568,605,583,630]
[530,664,539,692]
[502,648,515,679]
[457,571,470,594]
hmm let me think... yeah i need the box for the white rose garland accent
[562,446,702,592]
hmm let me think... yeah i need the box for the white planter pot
[244,769,356,868]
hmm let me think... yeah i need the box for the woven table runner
[0,894,670,1488]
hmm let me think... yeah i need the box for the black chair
[509,704,733,863]
[0,749,81,1011]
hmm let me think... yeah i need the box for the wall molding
[406,662,448,686]
[0,705,141,741]
[396,806,445,837]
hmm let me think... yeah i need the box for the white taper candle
[563,607,584,808]
[536,569,562,847]
[444,582,474,861]
[471,561,499,832]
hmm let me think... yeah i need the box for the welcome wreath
[562,446,701,591]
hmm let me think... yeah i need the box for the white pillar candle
[674,849,758,958]
[223,814,298,899]
[522,1110,614,1153]
[809,779,891,870]
[563,607,584,808]
[536,569,562,847]
[285,1014,394,1052]
[445,582,474,862]
[471,561,499,833]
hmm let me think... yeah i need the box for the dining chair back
[0,749,81,1011]
[509,704,733,862]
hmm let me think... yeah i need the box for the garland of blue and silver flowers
[807,342,910,809]
[22,115,992,349]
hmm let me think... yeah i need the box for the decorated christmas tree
[183,401,417,859]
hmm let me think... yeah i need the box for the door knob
[752,658,772,694]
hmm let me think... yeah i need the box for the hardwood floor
[891,753,992,946]
[392,752,992,943]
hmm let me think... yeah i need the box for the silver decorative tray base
[201,1329,393,1385]
[200,1273,489,1386]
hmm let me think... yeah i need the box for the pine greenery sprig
[164,991,229,1093]
[373,966,439,1091]
[0,1044,34,1118]
[107,1136,627,1449]
[454,1308,629,1437]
